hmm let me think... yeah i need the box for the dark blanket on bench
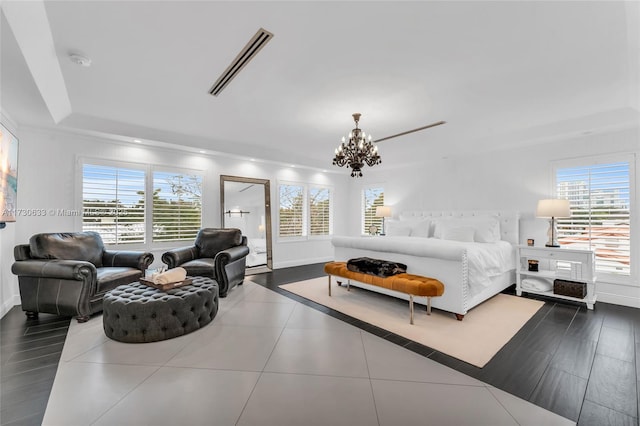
[346,257,407,278]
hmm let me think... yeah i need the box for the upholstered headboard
[398,210,520,245]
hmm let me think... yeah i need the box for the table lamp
[536,199,570,247]
[375,206,392,236]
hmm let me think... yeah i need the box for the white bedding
[247,238,267,267]
[331,236,515,298]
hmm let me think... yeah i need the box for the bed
[331,210,519,319]
[247,238,267,267]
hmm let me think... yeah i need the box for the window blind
[152,171,202,242]
[279,184,304,237]
[82,164,145,244]
[363,187,384,234]
[556,161,631,276]
[309,187,331,236]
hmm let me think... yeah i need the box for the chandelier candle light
[333,113,381,177]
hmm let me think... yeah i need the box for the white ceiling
[1,1,638,169]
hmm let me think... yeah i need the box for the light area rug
[280,277,544,368]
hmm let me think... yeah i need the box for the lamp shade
[536,199,571,218]
[375,206,392,218]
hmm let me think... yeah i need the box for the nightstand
[516,245,597,309]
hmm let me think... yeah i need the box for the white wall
[1,126,350,313]
[348,127,640,308]
[4,124,638,314]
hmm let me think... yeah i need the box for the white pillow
[440,226,475,242]
[410,220,431,238]
[472,216,501,243]
[384,220,411,237]
[433,216,501,243]
[385,220,412,236]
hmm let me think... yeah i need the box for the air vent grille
[209,28,274,97]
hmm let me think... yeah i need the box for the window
[82,164,146,244]
[555,160,632,276]
[309,187,331,236]
[82,161,203,245]
[152,171,202,242]
[278,183,332,238]
[279,184,305,237]
[362,187,384,234]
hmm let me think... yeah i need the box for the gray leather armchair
[162,228,250,297]
[12,232,153,322]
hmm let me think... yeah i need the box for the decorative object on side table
[527,238,534,246]
[375,205,392,236]
[536,199,571,247]
[368,224,379,236]
[140,267,191,291]
[553,279,587,298]
[527,259,539,272]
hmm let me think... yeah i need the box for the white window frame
[79,159,147,247]
[361,185,385,235]
[552,153,636,286]
[277,182,307,240]
[150,166,204,244]
[308,185,333,237]
[77,157,204,249]
[277,180,333,242]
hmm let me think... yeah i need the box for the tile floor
[41,281,575,426]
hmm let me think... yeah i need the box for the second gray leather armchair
[161,228,250,297]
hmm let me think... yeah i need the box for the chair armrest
[162,246,198,269]
[12,259,96,281]
[103,250,154,271]
[14,244,32,261]
[214,245,250,265]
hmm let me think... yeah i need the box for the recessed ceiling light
[69,53,92,67]
[199,150,206,154]
[290,165,296,168]
[250,158,256,162]
[133,139,142,143]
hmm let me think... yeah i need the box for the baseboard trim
[273,257,332,270]
[597,292,640,309]
[0,296,20,319]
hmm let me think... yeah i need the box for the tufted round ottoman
[102,276,219,343]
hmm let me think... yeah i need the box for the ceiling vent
[209,28,274,97]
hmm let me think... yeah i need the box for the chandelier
[332,113,381,177]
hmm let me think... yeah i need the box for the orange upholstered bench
[324,261,445,324]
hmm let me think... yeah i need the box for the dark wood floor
[2,263,638,425]
[1,309,70,426]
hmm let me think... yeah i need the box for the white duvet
[331,236,516,296]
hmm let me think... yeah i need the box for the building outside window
[555,157,633,278]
